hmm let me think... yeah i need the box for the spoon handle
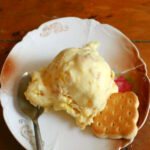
[33,120,43,150]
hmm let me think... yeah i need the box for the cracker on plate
[92,92,139,139]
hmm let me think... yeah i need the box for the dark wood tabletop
[0,0,150,150]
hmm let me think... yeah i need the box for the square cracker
[92,92,139,140]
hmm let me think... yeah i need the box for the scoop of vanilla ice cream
[25,42,118,129]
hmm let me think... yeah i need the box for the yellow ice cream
[25,42,118,129]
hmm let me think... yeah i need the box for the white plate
[0,17,149,150]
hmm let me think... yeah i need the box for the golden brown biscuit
[92,92,139,139]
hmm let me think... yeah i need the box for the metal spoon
[17,72,44,150]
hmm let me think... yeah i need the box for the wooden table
[0,0,150,149]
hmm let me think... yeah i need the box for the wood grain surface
[0,0,150,150]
